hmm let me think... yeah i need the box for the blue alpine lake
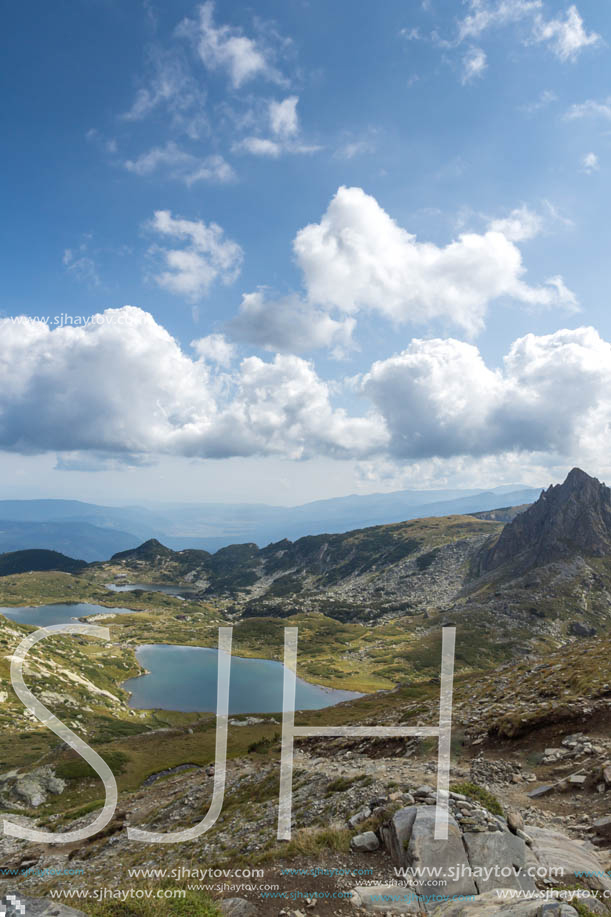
[123,644,363,714]
[0,602,142,628]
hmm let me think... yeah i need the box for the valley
[0,469,610,916]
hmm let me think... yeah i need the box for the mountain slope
[105,515,503,621]
[0,548,86,575]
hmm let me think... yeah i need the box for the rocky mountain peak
[110,537,174,562]
[479,467,611,573]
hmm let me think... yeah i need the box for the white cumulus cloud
[3,310,611,471]
[191,333,236,367]
[360,327,611,460]
[0,307,384,461]
[293,187,576,336]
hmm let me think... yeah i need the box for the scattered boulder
[348,807,371,829]
[507,811,525,835]
[351,830,380,852]
[219,899,258,917]
[9,767,66,808]
[593,816,611,839]
[568,621,597,638]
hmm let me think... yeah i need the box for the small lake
[106,582,198,598]
[0,603,142,628]
[123,644,363,714]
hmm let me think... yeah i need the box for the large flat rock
[404,806,477,899]
[527,825,611,894]
[432,891,578,915]
[463,831,537,894]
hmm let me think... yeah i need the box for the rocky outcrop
[432,893,579,915]
[375,804,611,914]
[478,467,611,574]
[2,767,66,809]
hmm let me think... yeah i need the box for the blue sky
[1,0,611,504]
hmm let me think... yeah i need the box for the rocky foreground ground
[1,722,610,917]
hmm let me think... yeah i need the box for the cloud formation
[530,4,600,61]
[581,152,599,174]
[125,142,235,185]
[148,210,243,299]
[293,187,576,335]
[0,308,384,461]
[361,327,611,459]
[227,291,356,355]
[121,48,208,139]
[565,97,611,120]
[3,310,611,472]
[461,47,487,83]
[233,96,320,157]
[191,333,236,367]
[177,2,283,89]
[439,0,600,78]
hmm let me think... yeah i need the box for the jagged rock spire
[479,468,611,572]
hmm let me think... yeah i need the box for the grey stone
[568,773,587,784]
[507,810,525,834]
[396,805,477,898]
[348,807,371,829]
[527,824,611,894]
[379,805,418,866]
[593,816,611,838]
[219,899,258,917]
[463,831,536,893]
[432,890,578,915]
[351,830,380,852]
[568,620,597,637]
[10,767,66,808]
[413,785,435,797]
[527,785,555,799]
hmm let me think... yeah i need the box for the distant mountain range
[0,484,542,561]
